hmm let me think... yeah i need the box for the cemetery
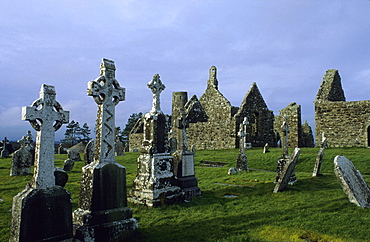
[2,59,370,241]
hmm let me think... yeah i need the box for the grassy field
[1,147,370,241]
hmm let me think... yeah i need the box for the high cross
[22,84,69,188]
[239,117,249,155]
[147,74,165,114]
[88,58,125,164]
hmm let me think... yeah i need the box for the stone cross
[321,132,327,148]
[177,109,189,150]
[281,115,289,157]
[148,74,165,114]
[87,58,125,164]
[22,84,69,188]
[238,117,249,155]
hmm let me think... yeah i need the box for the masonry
[314,69,370,147]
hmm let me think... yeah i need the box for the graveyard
[1,147,370,241]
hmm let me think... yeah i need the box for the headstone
[228,167,238,175]
[281,115,289,158]
[83,138,95,165]
[191,145,196,156]
[10,133,33,176]
[263,143,270,153]
[54,167,68,187]
[58,144,66,154]
[115,140,125,156]
[236,117,248,171]
[312,132,327,177]
[1,137,10,158]
[273,148,301,193]
[10,84,72,241]
[67,149,81,161]
[334,155,370,207]
[128,75,184,206]
[169,130,177,153]
[171,91,206,199]
[73,59,137,241]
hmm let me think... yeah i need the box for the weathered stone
[228,167,238,175]
[73,58,137,241]
[67,149,81,161]
[313,133,327,177]
[334,155,370,208]
[129,75,183,206]
[273,148,300,193]
[10,84,72,241]
[83,139,95,165]
[10,134,33,176]
[236,117,248,171]
[1,137,10,158]
[54,167,68,187]
[58,143,67,154]
[63,159,75,171]
[263,143,270,153]
[115,140,125,156]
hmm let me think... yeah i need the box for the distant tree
[118,112,143,149]
[61,120,91,147]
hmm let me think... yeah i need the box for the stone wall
[315,100,370,147]
[274,103,302,148]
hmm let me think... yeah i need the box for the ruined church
[315,69,370,147]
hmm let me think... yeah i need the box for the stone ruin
[128,74,183,207]
[10,84,72,241]
[10,131,34,176]
[73,58,137,241]
[334,155,370,208]
[274,102,314,148]
[315,69,370,147]
[171,91,206,199]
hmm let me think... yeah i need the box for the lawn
[1,147,370,241]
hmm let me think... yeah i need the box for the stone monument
[1,137,10,158]
[73,58,137,241]
[334,155,370,208]
[276,116,297,184]
[128,74,183,207]
[10,84,72,241]
[83,139,95,165]
[273,147,301,193]
[171,92,207,199]
[236,117,248,171]
[312,132,327,177]
[10,133,33,176]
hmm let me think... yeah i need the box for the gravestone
[58,144,66,154]
[334,155,370,208]
[263,143,270,153]
[276,116,297,184]
[115,140,125,156]
[10,133,33,176]
[228,167,238,175]
[129,75,183,206]
[171,92,207,199]
[273,148,301,193]
[73,59,137,241]
[1,137,10,158]
[236,117,248,171]
[83,139,95,165]
[54,167,68,187]
[312,133,327,177]
[63,149,80,171]
[10,84,72,241]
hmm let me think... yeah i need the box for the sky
[1,0,370,141]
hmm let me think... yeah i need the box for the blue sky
[1,1,370,141]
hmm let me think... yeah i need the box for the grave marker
[273,148,300,193]
[236,117,248,171]
[10,133,33,176]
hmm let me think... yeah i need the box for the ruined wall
[302,121,314,147]
[274,103,302,148]
[315,100,370,147]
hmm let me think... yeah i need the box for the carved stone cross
[88,58,125,164]
[148,74,165,114]
[238,117,249,155]
[22,84,69,188]
[281,115,289,157]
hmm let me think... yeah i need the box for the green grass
[1,147,370,241]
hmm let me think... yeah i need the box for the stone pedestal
[129,153,183,207]
[236,153,248,171]
[173,150,201,199]
[74,162,137,241]
[10,185,73,242]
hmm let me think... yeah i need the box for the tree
[117,112,143,148]
[61,120,91,147]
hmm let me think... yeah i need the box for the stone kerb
[273,148,301,193]
[334,155,370,208]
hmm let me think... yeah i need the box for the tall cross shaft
[239,117,249,155]
[22,84,69,188]
[88,58,125,164]
[281,115,289,157]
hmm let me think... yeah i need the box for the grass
[1,147,370,241]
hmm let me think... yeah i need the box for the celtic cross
[22,84,69,188]
[87,58,125,164]
[147,74,165,114]
[239,117,249,155]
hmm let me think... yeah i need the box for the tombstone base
[178,176,201,200]
[236,153,248,171]
[10,185,73,242]
[74,208,138,241]
[128,153,184,207]
[276,156,297,184]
